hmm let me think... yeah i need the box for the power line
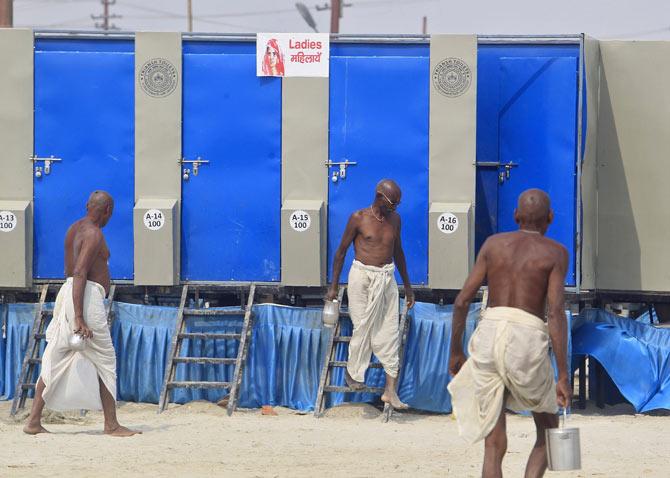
[122,1,266,31]
[121,2,182,18]
[41,14,95,27]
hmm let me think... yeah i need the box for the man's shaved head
[514,189,552,229]
[87,190,113,212]
[86,190,114,227]
[373,179,402,215]
[376,179,401,201]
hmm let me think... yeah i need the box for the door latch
[179,157,209,180]
[31,155,62,178]
[325,159,357,183]
[475,160,518,184]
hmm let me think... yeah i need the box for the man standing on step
[448,189,571,478]
[326,179,415,410]
[24,191,140,437]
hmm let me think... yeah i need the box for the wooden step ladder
[314,287,410,422]
[158,283,256,416]
[10,282,116,416]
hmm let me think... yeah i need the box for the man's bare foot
[345,371,366,391]
[381,392,409,410]
[23,423,50,435]
[104,425,142,437]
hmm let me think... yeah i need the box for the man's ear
[548,209,554,225]
[514,208,520,224]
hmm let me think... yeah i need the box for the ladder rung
[34,333,46,340]
[22,383,36,389]
[329,360,383,369]
[167,381,233,389]
[178,333,241,340]
[324,385,385,394]
[333,336,351,342]
[173,357,237,365]
[183,309,246,317]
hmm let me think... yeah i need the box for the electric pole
[0,0,13,28]
[187,0,193,32]
[330,0,340,33]
[422,16,427,34]
[316,1,351,33]
[91,0,121,31]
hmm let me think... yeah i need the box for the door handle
[179,157,209,180]
[476,161,518,184]
[31,155,62,177]
[325,159,357,182]
[475,161,519,168]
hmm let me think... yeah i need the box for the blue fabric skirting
[572,308,670,412]
[0,300,578,413]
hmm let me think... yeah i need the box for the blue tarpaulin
[114,301,480,412]
[572,308,670,412]
[0,303,52,400]
[0,300,580,413]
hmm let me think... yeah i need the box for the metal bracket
[30,155,62,177]
[179,157,210,180]
[325,159,357,182]
[475,160,518,184]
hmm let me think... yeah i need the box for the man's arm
[547,245,571,408]
[448,240,489,376]
[325,214,358,301]
[393,216,414,308]
[72,227,103,338]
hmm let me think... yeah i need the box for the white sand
[0,400,666,477]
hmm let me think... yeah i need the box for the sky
[12,0,670,39]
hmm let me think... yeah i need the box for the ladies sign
[257,33,329,77]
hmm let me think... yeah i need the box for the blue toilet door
[327,44,429,285]
[33,39,135,280]
[496,56,579,284]
[181,42,282,282]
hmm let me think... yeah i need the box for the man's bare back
[449,189,569,382]
[448,188,571,478]
[483,230,567,320]
[64,218,111,295]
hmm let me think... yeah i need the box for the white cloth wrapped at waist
[346,260,400,382]
[41,277,116,411]
[447,306,558,444]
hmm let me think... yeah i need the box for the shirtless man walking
[24,191,140,437]
[326,179,415,409]
[448,189,571,478]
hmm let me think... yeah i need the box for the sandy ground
[0,400,667,478]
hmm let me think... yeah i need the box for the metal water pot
[68,333,87,352]
[322,299,340,327]
[546,409,581,471]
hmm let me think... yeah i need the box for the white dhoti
[346,260,400,382]
[448,306,558,444]
[40,278,117,411]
